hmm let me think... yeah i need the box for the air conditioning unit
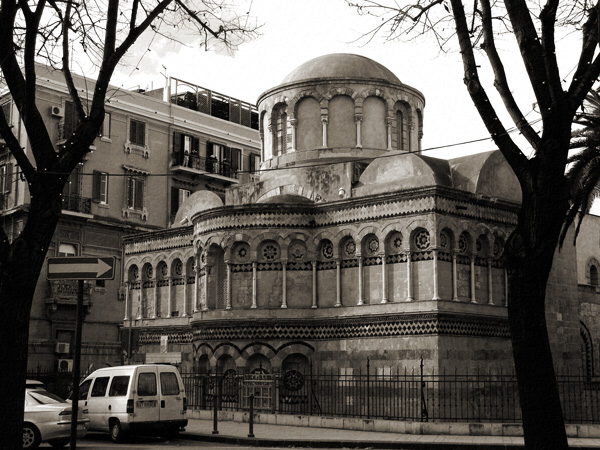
[57,359,73,372]
[51,106,64,118]
[55,342,70,354]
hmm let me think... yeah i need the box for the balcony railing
[171,153,239,179]
[169,78,259,130]
[61,194,91,214]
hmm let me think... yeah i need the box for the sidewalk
[181,417,600,449]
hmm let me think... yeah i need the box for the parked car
[23,388,89,450]
[26,380,46,390]
[78,364,187,442]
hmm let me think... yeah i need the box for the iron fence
[181,363,600,424]
[26,363,600,424]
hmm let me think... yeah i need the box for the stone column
[470,256,477,304]
[123,282,130,321]
[281,259,288,309]
[432,249,440,301]
[166,277,172,318]
[312,260,318,309]
[487,258,494,305]
[386,117,393,150]
[259,130,264,161]
[335,259,342,307]
[355,114,363,148]
[290,118,297,152]
[226,262,232,310]
[202,264,209,311]
[193,259,199,313]
[321,116,328,148]
[152,276,158,319]
[357,254,364,306]
[381,254,388,304]
[406,251,414,302]
[251,262,258,309]
[182,272,188,317]
[452,251,459,301]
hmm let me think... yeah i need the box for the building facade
[0,64,260,371]
[122,54,591,378]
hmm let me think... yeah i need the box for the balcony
[61,194,92,214]
[45,280,93,316]
[169,79,259,130]
[171,153,239,182]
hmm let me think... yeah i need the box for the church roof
[280,53,402,86]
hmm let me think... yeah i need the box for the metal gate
[242,373,275,412]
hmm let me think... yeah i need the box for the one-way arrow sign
[47,257,116,280]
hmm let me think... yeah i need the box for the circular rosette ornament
[283,370,305,392]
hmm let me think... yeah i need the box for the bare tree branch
[450,0,529,180]
[480,0,540,149]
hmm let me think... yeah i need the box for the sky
[108,0,580,160]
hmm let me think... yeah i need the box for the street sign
[47,256,116,280]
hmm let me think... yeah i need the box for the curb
[180,431,527,449]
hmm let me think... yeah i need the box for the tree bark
[504,134,571,450]
[0,183,62,450]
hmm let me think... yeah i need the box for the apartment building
[0,64,260,371]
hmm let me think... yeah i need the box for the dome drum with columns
[122,54,584,378]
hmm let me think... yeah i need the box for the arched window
[395,110,404,151]
[592,265,599,286]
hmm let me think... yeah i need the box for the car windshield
[27,389,66,404]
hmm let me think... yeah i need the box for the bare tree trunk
[0,188,61,450]
[505,138,571,449]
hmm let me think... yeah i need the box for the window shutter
[171,187,179,216]
[134,178,144,209]
[231,148,241,171]
[137,122,146,146]
[92,171,101,202]
[173,132,181,153]
[102,174,109,204]
[249,154,256,173]
[126,177,133,208]
[129,120,137,143]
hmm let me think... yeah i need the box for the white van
[77,364,187,442]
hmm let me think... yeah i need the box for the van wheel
[23,423,41,450]
[110,419,125,443]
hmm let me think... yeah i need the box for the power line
[2,112,544,180]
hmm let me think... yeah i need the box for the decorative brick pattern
[287,261,312,271]
[180,313,509,342]
[386,254,407,264]
[412,251,433,262]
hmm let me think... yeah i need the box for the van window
[91,377,110,397]
[79,379,92,400]
[160,372,180,395]
[137,372,157,396]
[109,376,130,396]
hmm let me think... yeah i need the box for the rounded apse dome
[172,190,224,227]
[280,53,402,86]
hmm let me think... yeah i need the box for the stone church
[122,53,597,377]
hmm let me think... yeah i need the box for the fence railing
[27,363,600,424]
[181,364,600,424]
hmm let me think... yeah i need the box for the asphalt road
[38,432,333,450]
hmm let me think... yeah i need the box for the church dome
[281,53,402,86]
[172,190,224,227]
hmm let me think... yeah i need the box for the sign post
[46,256,115,450]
